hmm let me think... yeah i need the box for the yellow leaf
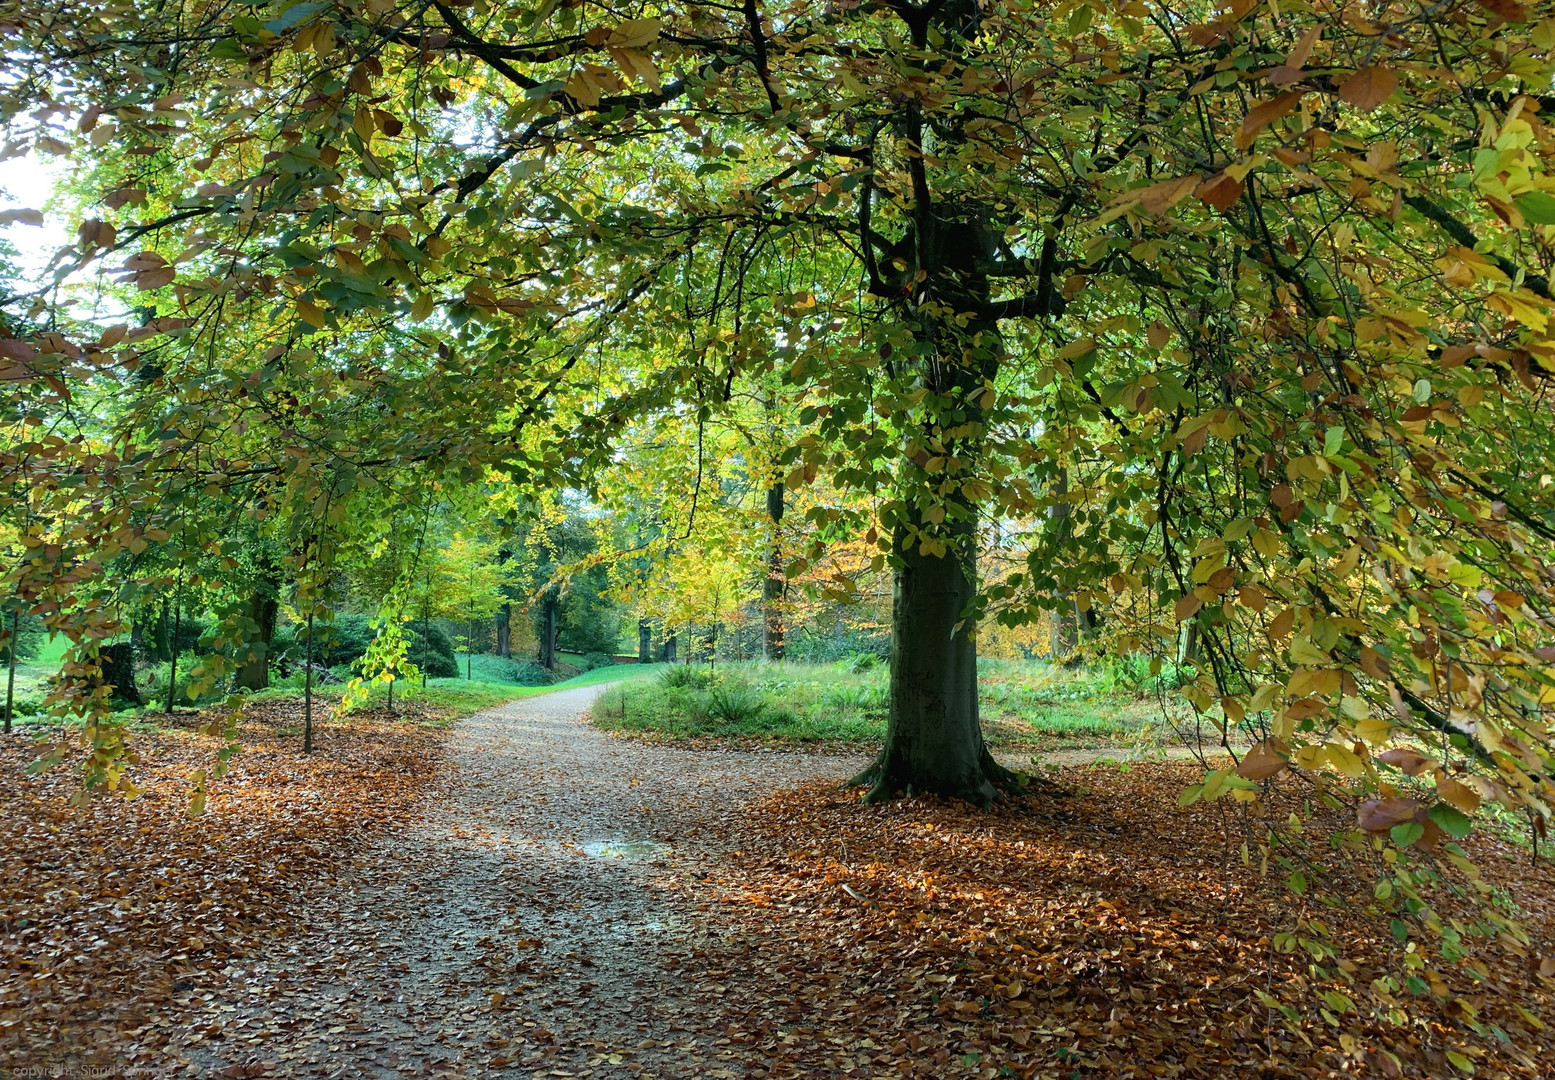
[607,17,662,48]
[411,292,435,322]
[1355,717,1392,745]
[609,47,661,91]
[297,300,326,327]
[1139,175,1201,216]
[1327,743,1366,777]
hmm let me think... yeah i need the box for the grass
[590,658,1169,748]
[4,653,661,732]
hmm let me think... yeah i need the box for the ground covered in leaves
[5,687,1554,1079]
[0,700,451,1069]
[712,768,1555,1079]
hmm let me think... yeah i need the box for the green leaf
[1428,804,1473,839]
[1515,190,1555,225]
[1288,871,1307,895]
[1391,821,1424,847]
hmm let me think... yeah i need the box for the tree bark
[303,611,315,753]
[660,631,677,663]
[496,602,512,658]
[165,591,181,713]
[235,590,278,691]
[854,197,1024,804]
[638,618,652,663]
[538,590,558,669]
[4,608,17,734]
[99,641,143,707]
[855,516,1006,806]
[764,480,786,661]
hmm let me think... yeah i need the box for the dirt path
[185,684,853,1078]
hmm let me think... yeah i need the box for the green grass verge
[4,659,662,732]
[249,661,661,721]
[590,660,1161,747]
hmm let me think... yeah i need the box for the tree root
[845,744,1066,807]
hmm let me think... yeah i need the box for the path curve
[192,683,852,1078]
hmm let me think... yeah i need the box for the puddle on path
[581,838,671,860]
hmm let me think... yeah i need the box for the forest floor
[5,685,1555,1079]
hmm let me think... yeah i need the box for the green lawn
[241,660,661,722]
[590,658,1171,748]
[4,649,660,730]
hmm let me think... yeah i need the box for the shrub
[508,660,557,686]
[311,613,376,668]
[0,611,45,663]
[407,622,458,678]
[836,650,880,674]
[141,612,214,662]
[658,664,712,690]
[581,650,616,671]
[704,679,768,727]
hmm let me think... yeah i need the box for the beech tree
[9,0,1555,1049]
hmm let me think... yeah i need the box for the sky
[1,152,70,286]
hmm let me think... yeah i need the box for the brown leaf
[1139,175,1202,216]
[1437,775,1481,814]
[1478,0,1530,19]
[1234,92,1304,149]
[1377,748,1432,776]
[1174,593,1203,622]
[1195,172,1244,212]
[1357,797,1424,832]
[1338,67,1398,113]
[1237,739,1288,781]
[1267,26,1319,85]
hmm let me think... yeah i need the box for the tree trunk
[660,631,677,663]
[235,590,278,691]
[764,480,786,661]
[638,618,652,663]
[99,641,143,707]
[165,592,182,713]
[496,602,511,658]
[4,608,17,734]
[303,611,314,753]
[467,615,474,679]
[855,518,1003,806]
[852,199,1022,804]
[538,591,558,669]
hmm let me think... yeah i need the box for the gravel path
[188,684,855,1078]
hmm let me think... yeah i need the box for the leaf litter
[4,688,1553,1079]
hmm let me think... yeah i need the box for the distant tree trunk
[638,619,651,663]
[496,602,511,658]
[99,641,143,707]
[303,611,314,753]
[1047,469,1077,660]
[422,575,431,690]
[764,480,786,661]
[708,622,720,675]
[660,631,677,663]
[235,590,278,691]
[467,613,474,679]
[538,590,558,669]
[165,592,182,713]
[1179,622,1199,665]
[4,608,17,734]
